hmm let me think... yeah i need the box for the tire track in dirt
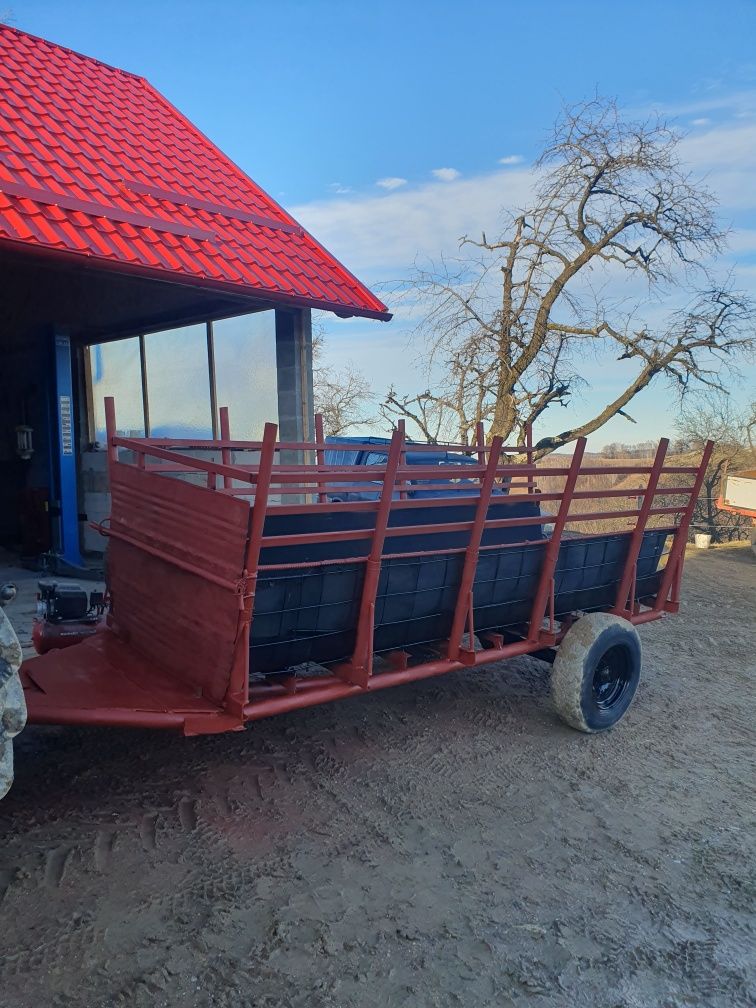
[0,547,754,1007]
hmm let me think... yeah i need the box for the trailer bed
[20,400,712,733]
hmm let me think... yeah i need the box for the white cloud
[679,121,756,209]
[636,88,756,119]
[431,167,461,182]
[292,167,533,275]
[328,182,353,195]
[498,154,524,165]
[690,117,711,126]
[376,176,408,190]
[293,116,756,282]
[726,228,756,254]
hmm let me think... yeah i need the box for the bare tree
[312,332,374,437]
[675,399,755,543]
[383,97,755,457]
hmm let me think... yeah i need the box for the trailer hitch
[0,584,27,801]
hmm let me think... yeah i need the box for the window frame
[86,314,277,445]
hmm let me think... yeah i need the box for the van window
[324,449,361,466]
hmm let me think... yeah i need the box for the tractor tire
[551,612,641,733]
[0,587,26,801]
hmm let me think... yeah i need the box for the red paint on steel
[23,633,227,732]
[104,396,119,466]
[104,398,252,707]
[245,638,543,721]
[334,428,405,687]
[226,422,278,713]
[612,438,669,616]
[527,439,586,642]
[651,439,714,613]
[447,435,503,660]
[22,409,713,734]
[0,24,390,320]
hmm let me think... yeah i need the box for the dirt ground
[0,546,754,1008]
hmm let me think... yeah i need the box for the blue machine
[52,332,83,568]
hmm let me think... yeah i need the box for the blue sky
[9,0,756,445]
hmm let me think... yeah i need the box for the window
[213,313,278,439]
[364,452,389,466]
[90,337,145,442]
[143,324,212,439]
[324,449,360,466]
[87,311,279,444]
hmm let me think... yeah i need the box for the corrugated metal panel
[0,24,391,320]
[108,465,250,704]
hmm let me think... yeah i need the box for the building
[0,24,389,566]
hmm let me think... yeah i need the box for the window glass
[213,312,278,439]
[364,452,389,466]
[89,337,145,442]
[324,449,360,466]
[143,324,212,438]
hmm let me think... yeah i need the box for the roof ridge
[0,21,146,82]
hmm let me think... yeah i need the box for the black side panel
[249,528,670,674]
[552,529,667,614]
[259,498,543,566]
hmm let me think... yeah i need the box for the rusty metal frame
[21,399,714,735]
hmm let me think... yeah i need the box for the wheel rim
[592,644,632,710]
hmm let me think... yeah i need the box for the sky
[7,0,756,446]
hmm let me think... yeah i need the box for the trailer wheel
[551,612,641,733]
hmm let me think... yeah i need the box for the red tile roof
[0,25,390,320]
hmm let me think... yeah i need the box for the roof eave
[0,237,393,322]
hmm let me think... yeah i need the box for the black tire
[551,612,641,733]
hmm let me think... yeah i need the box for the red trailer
[15,399,712,750]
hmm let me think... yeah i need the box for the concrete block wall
[79,449,109,554]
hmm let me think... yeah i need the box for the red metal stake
[104,396,119,468]
[335,428,405,687]
[225,421,278,716]
[612,438,669,616]
[651,439,714,614]
[447,435,503,660]
[527,438,586,642]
